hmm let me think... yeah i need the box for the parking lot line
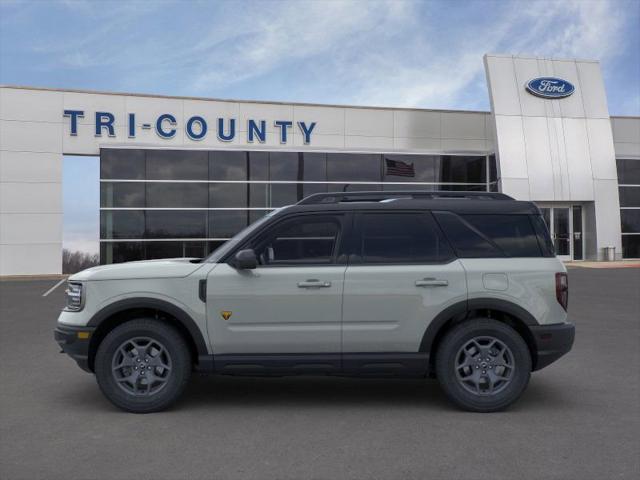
[42,278,66,297]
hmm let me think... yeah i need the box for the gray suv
[55,191,575,413]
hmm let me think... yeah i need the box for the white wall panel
[562,118,594,200]
[441,112,486,139]
[0,243,61,275]
[345,108,393,137]
[484,55,521,116]
[344,135,394,150]
[0,151,62,182]
[576,62,610,119]
[0,182,61,213]
[239,102,294,134]
[0,213,62,244]
[493,115,528,178]
[0,88,63,123]
[441,138,488,152]
[393,110,440,139]
[587,119,619,179]
[521,116,554,200]
[0,120,63,153]
[393,137,441,151]
[513,57,546,117]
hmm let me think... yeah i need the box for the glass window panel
[619,187,640,207]
[253,216,340,265]
[146,211,207,238]
[621,210,640,233]
[269,152,300,181]
[358,213,453,264]
[209,151,247,180]
[209,183,248,208]
[249,183,268,208]
[617,159,640,184]
[462,215,542,257]
[439,155,486,184]
[434,212,503,258]
[146,150,208,180]
[249,152,269,181]
[327,153,381,182]
[100,211,145,239]
[206,240,227,256]
[145,241,184,260]
[489,154,498,182]
[146,183,208,208]
[209,210,249,238]
[100,242,144,264]
[622,235,640,258]
[100,183,145,208]
[302,153,327,181]
[531,214,555,257]
[383,155,439,183]
[249,210,269,225]
[270,183,302,207]
[100,149,145,179]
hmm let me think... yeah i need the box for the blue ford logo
[526,77,575,99]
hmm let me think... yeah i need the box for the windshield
[202,208,283,263]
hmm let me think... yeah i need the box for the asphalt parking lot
[1,268,639,480]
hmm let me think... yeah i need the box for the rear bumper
[530,322,575,371]
[54,324,95,373]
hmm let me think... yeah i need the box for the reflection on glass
[147,150,208,180]
[209,210,248,238]
[101,149,145,179]
[146,211,207,238]
[100,183,145,208]
[100,211,145,239]
[327,153,381,182]
[210,151,247,180]
[553,208,570,256]
[146,183,208,208]
[209,183,248,208]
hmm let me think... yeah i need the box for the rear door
[341,211,467,370]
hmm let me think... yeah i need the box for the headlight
[64,282,84,311]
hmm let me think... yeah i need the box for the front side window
[356,213,453,264]
[252,215,341,266]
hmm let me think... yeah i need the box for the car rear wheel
[95,319,191,413]
[435,318,531,412]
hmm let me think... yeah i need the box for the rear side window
[433,212,503,258]
[462,215,542,257]
[434,212,544,258]
[356,213,454,264]
[530,215,555,257]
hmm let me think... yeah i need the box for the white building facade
[1,54,639,275]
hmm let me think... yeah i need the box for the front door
[539,205,583,261]
[206,213,348,358]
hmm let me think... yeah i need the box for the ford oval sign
[526,77,575,99]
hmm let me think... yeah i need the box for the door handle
[415,278,448,287]
[297,279,332,288]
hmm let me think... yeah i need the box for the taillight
[555,272,568,311]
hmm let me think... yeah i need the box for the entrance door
[538,205,583,261]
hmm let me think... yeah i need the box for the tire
[95,319,192,413]
[435,318,531,412]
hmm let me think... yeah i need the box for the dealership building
[1,54,639,275]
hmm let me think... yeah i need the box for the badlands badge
[220,311,232,321]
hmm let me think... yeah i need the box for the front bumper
[54,324,95,373]
[530,322,575,371]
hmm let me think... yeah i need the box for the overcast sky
[1,0,639,253]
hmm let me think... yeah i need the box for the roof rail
[296,191,513,205]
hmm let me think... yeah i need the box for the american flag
[385,158,415,177]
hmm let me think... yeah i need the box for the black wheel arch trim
[87,297,209,356]
[419,298,539,353]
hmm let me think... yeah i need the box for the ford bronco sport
[55,191,575,413]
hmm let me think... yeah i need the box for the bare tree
[62,249,99,274]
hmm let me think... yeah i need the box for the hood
[69,258,205,281]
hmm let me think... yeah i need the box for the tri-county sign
[525,77,575,99]
[63,110,317,144]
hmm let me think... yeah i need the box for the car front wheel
[435,318,531,412]
[94,319,192,413]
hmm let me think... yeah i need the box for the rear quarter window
[434,212,544,258]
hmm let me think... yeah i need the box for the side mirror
[232,249,258,270]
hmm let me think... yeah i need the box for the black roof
[276,191,541,215]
